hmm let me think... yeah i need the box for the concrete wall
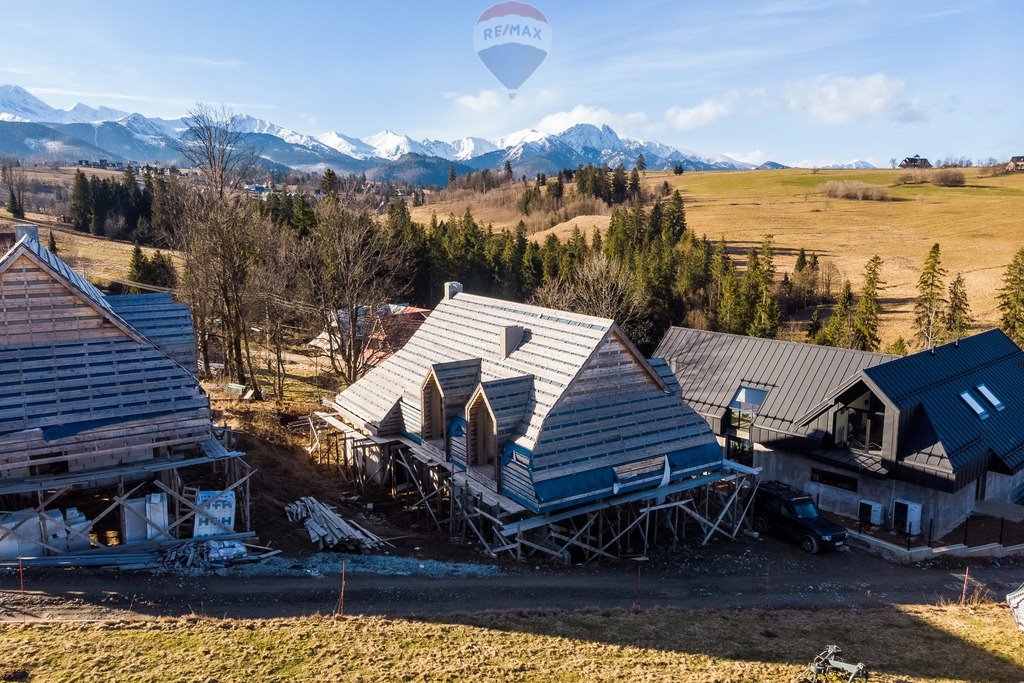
[985,467,1024,503]
[754,449,976,538]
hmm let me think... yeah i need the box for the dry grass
[650,167,1024,342]
[0,605,1020,682]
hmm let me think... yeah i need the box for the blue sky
[3,0,1021,165]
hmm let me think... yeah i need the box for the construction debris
[0,534,278,572]
[285,497,388,552]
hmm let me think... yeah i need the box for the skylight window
[976,384,1005,411]
[731,386,769,411]
[960,391,989,419]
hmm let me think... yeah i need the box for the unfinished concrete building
[0,225,249,563]
[312,282,758,562]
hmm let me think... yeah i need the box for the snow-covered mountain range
[0,84,841,184]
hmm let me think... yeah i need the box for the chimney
[443,281,464,301]
[15,224,39,244]
[499,325,525,358]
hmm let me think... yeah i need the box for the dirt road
[2,539,1021,622]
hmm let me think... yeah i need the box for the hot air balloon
[473,2,551,99]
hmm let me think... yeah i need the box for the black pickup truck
[751,480,848,554]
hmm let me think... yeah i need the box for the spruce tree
[628,168,641,199]
[127,243,149,292]
[320,169,340,196]
[70,169,91,231]
[852,255,884,351]
[795,247,807,273]
[913,243,947,349]
[447,162,456,187]
[998,247,1024,346]
[816,280,854,347]
[635,153,646,174]
[943,272,972,341]
[748,285,781,338]
[884,337,909,356]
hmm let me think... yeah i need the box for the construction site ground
[2,394,1021,623]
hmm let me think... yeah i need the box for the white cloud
[532,105,647,135]
[664,97,733,131]
[453,90,502,112]
[723,149,768,165]
[174,55,243,69]
[784,73,906,124]
[0,67,24,73]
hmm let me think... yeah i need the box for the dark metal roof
[863,329,1024,473]
[654,327,893,435]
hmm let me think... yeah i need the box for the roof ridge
[663,326,896,360]
[867,339,1020,403]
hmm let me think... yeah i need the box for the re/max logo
[482,23,543,41]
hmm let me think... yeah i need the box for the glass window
[730,386,769,430]
[791,500,819,519]
[960,391,990,419]
[976,384,1005,411]
[731,386,769,410]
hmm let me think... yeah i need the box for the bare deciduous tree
[1,155,27,219]
[176,103,260,198]
[306,197,412,386]
[531,251,650,344]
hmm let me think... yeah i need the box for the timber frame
[308,412,759,563]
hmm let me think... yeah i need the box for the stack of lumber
[285,497,387,552]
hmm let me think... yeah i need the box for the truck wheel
[801,535,819,554]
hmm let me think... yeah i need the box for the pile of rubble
[285,497,389,552]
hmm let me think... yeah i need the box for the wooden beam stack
[285,497,386,552]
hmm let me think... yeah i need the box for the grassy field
[414,167,1024,342]
[0,605,1020,682]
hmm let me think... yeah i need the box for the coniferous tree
[816,280,855,347]
[635,153,646,174]
[913,243,947,349]
[320,169,340,196]
[795,247,807,273]
[748,285,781,338]
[852,255,884,351]
[999,248,1024,346]
[447,162,456,187]
[943,272,972,341]
[884,337,909,356]
[47,230,57,254]
[70,169,91,231]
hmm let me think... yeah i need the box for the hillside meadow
[0,605,1021,682]
[414,167,1024,343]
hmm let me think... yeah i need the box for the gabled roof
[0,235,147,346]
[861,330,1024,472]
[0,235,208,441]
[473,375,534,450]
[106,293,199,372]
[654,327,893,435]
[334,293,618,451]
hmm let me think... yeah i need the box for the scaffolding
[307,413,759,563]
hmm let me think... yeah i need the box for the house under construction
[0,225,250,565]
[312,282,758,562]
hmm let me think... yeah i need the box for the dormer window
[730,386,769,430]
[976,384,1004,411]
[960,391,989,419]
